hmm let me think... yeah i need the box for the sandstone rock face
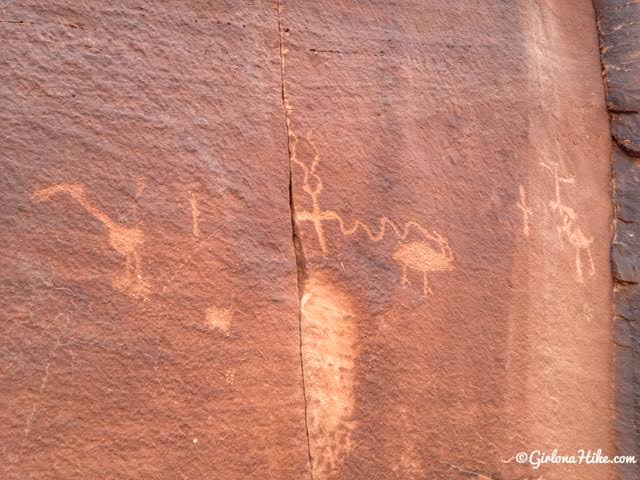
[1,3,309,479]
[285,2,613,479]
[1,2,616,480]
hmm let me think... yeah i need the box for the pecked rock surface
[1,1,616,480]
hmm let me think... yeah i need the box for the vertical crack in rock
[276,3,314,479]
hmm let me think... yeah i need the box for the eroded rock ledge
[594,1,640,478]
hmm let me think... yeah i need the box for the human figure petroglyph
[32,183,149,298]
[290,130,329,253]
[540,161,595,283]
[189,191,201,239]
[292,130,454,296]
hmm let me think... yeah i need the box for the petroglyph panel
[1,3,310,479]
[281,1,613,479]
[292,131,455,296]
[1,1,617,480]
[541,161,595,283]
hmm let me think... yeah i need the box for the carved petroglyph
[205,306,232,336]
[516,185,532,238]
[301,274,357,478]
[32,183,149,298]
[135,177,145,199]
[541,161,595,282]
[224,368,235,385]
[290,130,329,254]
[189,191,201,239]
[292,130,454,296]
[392,236,454,296]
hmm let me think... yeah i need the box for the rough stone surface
[595,0,640,111]
[612,227,640,284]
[609,147,640,480]
[0,3,309,479]
[612,113,640,156]
[1,1,617,480]
[613,147,640,222]
[595,1,640,478]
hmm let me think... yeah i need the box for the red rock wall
[1,3,310,478]
[284,2,614,479]
[1,2,616,479]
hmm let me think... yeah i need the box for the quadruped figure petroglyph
[32,183,150,298]
[541,161,595,283]
[292,130,454,296]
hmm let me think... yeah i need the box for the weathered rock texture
[284,1,613,479]
[0,1,616,479]
[594,1,640,478]
[0,3,310,479]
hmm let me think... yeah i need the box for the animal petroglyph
[516,185,532,238]
[392,237,454,296]
[301,274,357,478]
[292,130,454,296]
[541,161,595,283]
[32,183,149,298]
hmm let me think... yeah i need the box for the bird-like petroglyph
[292,130,454,296]
[32,183,149,298]
[392,236,454,296]
[516,185,532,238]
[541,161,595,283]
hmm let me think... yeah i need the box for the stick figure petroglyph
[32,183,150,298]
[189,191,201,239]
[540,161,595,283]
[292,130,454,296]
[516,185,532,238]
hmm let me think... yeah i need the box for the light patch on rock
[189,191,201,238]
[301,273,357,478]
[205,306,232,335]
[224,368,235,385]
